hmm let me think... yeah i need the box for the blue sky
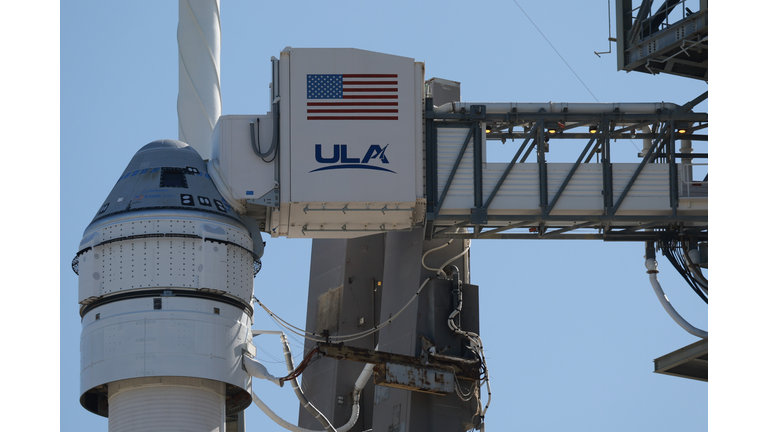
[16,0,758,431]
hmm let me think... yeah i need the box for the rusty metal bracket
[373,363,454,395]
[316,342,481,382]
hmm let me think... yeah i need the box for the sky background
[7,0,757,430]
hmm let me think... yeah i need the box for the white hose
[250,343,375,432]
[422,240,453,272]
[251,392,360,432]
[354,363,375,398]
[255,278,433,344]
[646,258,708,338]
[422,239,471,279]
[280,335,337,432]
[252,392,321,432]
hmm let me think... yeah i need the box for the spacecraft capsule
[74,140,257,425]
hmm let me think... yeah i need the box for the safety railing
[679,163,708,198]
[632,0,700,43]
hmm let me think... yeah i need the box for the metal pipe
[641,125,653,157]
[436,101,680,115]
[680,138,693,181]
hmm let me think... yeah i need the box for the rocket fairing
[74,140,258,425]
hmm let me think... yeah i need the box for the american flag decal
[306,74,398,120]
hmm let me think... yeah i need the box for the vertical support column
[468,105,487,227]
[602,119,614,215]
[301,79,477,432]
[371,229,476,432]
[473,122,484,211]
[300,232,474,432]
[538,121,548,211]
[425,98,437,237]
[669,121,679,215]
[298,235,386,431]
[615,0,634,71]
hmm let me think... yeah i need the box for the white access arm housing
[209,47,707,239]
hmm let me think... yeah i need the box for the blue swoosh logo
[309,164,396,174]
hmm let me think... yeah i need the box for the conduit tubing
[242,355,282,387]
[435,101,680,114]
[280,334,337,432]
[248,332,375,432]
[251,393,320,432]
[645,258,708,338]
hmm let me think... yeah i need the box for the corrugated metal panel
[437,127,476,199]
[108,379,225,432]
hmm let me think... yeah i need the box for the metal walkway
[424,92,708,242]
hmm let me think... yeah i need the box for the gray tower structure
[298,81,484,432]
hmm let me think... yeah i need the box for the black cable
[673,245,708,302]
[249,103,280,162]
[659,238,708,304]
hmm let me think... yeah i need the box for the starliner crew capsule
[73,140,263,431]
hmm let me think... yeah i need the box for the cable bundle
[658,236,708,303]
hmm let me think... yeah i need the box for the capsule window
[160,168,188,188]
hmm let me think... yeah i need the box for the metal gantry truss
[424,92,708,242]
[616,0,708,80]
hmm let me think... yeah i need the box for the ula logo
[311,144,395,173]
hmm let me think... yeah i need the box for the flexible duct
[243,355,283,387]
[280,334,337,432]
[252,392,320,432]
[645,258,708,338]
[249,334,375,432]
[250,389,362,432]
